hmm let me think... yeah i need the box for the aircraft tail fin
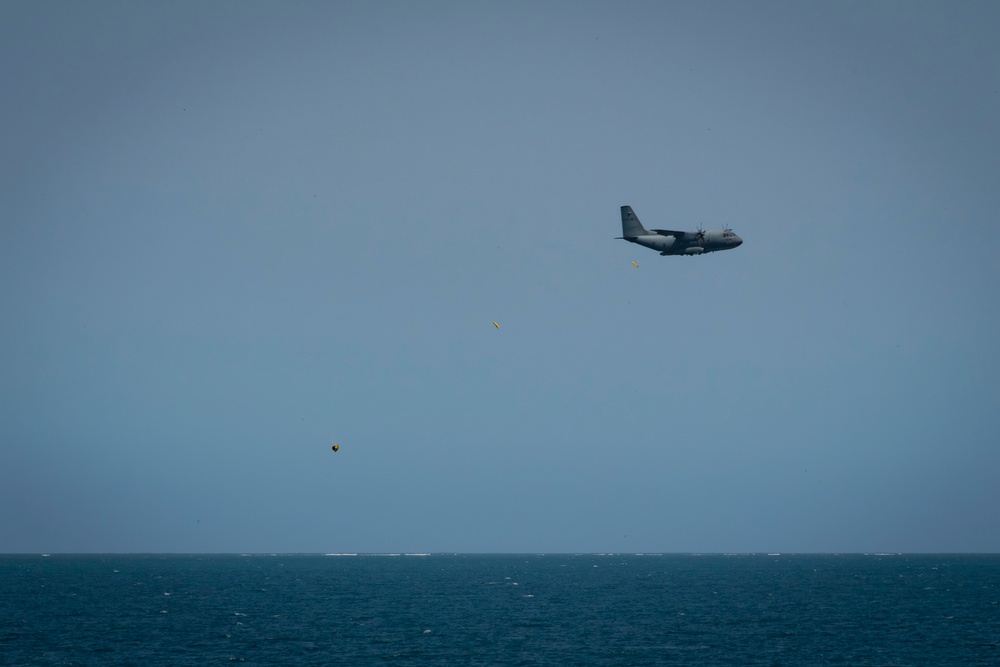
[620,205,649,238]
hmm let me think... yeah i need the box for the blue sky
[2,1,998,553]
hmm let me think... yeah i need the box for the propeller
[695,225,705,242]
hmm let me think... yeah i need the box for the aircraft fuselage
[624,229,742,255]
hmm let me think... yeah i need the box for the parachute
[331,444,340,453]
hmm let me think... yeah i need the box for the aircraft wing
[651,229,687,237]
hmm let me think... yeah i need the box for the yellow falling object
[493,321,500,329]
[331,444,340,453]
[631,261,639,268]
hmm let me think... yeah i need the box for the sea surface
[1,553,998,665]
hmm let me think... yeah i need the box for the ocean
[1,554,997,665]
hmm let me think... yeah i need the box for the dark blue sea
[2,554,998,665]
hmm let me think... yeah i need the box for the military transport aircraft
[617,205,742,256]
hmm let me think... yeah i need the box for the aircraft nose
[734,235,743,246]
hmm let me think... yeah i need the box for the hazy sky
[2,1,998,554]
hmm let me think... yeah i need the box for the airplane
[616,205,742,256]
